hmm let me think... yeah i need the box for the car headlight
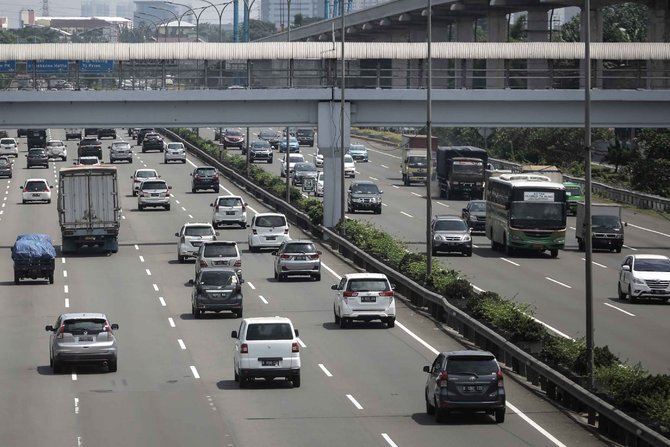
[462,235,471,242]
[469,215,477,222]
[510,234,522,241]
[434,235,444,241]
[633,277,646,285]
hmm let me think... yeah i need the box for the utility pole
[42,0,49,16]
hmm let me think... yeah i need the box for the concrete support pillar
[647,0,670,89]
[486,12,507,89]
[454,18,475,88]
[387,29,412,88]
[432,23,452,89]
[318,101,350,228]
[580,6,604,89]
[526,8,551,89]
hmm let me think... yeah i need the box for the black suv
[136,128,155,145]
[296,128,314,146]
[189,267,244,318]
[423,350,506,423]
[141,133,164,152]
[97,128,117,139]
[78,137,103,159]
[347,180,383,214]
[190,166,219,193]
[26,148,49,168]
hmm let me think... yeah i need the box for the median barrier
[162,128,670,447]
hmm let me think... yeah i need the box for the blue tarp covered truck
[12,234,56,284]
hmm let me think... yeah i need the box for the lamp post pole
[338,0,346,230]
[425,0,433,279]
[138,12,169,42]
[285,1,292,203]
[199,0,233,42]
[167,1,223,42]
[149,5,183,42]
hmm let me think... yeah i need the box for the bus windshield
[510,202,565,229]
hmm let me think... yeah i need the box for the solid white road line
[401,211,413,218]
[258,295,268,304]
[190,365,200,379]
[321,262,342,280]
[472,284,484,293]
[627,222,670,238]
[178,339,187,350]
[158,297,166,306]
[396,321,440,355]
[507,402,568,447]
[153,284,159,291]
[318,364,333,377]
[604,302,636,317]
[545,277,572,289]
[168,317,176,327]
[381,433,399,447]
[500,258,520,267]
[623,244,638,251]
[346,394,364,410]
[530,316,574,340]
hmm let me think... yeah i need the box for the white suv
[164,142,186,163]
[211,195,248,229]
[0,137,18,157]
[332,273,396,328]
[231,316,301,388]
[618,254,670,303]
[248,213,290,252]
[176,222,218,263]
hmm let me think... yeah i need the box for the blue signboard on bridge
[80,60,114,74]
[0,61,16,73]
[27,60,69,73]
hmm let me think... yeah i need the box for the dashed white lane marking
[500,258,520,266]
[139,255,145,262]
[604,302,636,317]
[569,226,576,230]
[321,262,341,280]
[346,394,364,410]
[369,176,378,181]
[190,365,200,379]
[64,285,69,294]
[188,214,193,219]
[145,269,152,276]
[158,296,166,306]
[382,203,388,207]
[318,364,333,377]
[436,201,449,207]
[61,257,65,264]
[401,211,413,218]
[74,398,79,414]
[381,434,398,447]
[623,244,637,251]
[392,185,399,189]
[247,282,256,290]
[77,436,82,447]
[71,373,77,381]
[153,284,159,291]
[380,164,389,169]
[297,338,306,348]
[134,244,139,250]
[181,206,187,211]
[545,277,572,289]
[63,270,67,278]
[580,258,607,268]
[411,192,422,197]
[259,295,268,304]
[178,339,187,350]
[122,215,126,220]
[64,298,70,308]
[506,402,568,447]
[168,317,176,327]
[175,199,180,204]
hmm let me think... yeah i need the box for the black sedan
[26,148,49,168]
[142,133,165,152]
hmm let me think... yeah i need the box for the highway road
[207,127,670,374]
[0,129,607,447]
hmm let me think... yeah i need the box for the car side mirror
[111,324,119,330]
[271,250,278,256]
[175,232,180,237]
[624,221,628,227]
[317,251,322,255]
[130,176,133,179]
[189,173,193,176]
[239,278,245,284]
[168,186,172,189]
[422,365,430,373]
[245,224,249,228]
[331,284,338,290]
[294,329,299,337]
[462,208,468,213]
[45,325,54,332]
[210,203,214,207]
[231,330,238,339]
[243,203,248,206]
[390,283,396,290]
[188,279,194,285]
[379,190,384,194]
[215,232,219,236]
[622,265,631,271]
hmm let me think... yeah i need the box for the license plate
[32,193,41,197]
[210,293,223,298]
[294,256,306,261]
[151,193,159,197]
[78,336,93,342]
[214,260,229,266]
[261,360,279,366]
[266,236,276,241]
[226,211,235,215]
[85,236,96,241]
[361,296,376,303]
[463,385,482,392]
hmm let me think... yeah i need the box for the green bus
[486,174,567,258]
[563,181,585,216]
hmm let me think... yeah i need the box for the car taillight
[343,291,358,297]
[280,255,290,260]
[103,322,113,334]
[292,342,299,353]
[240,343,248,354]
[309,254,319,260]
[234,260,242,267]
[379,291,394,297]
[56,324,65,339]
[199,260,208,267]
[241,205,246,211]
[23,188,28,192]
[497,369,504,387]
[438,371,449,387]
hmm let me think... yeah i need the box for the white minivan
[332,273,396,328]
[231,316,301,387]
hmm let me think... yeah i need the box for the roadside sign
[302,178,315,193]
[80,60,114,73]
[27,60,69,73]
[0,61,16,73]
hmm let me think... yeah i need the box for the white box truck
[575,202,624,253]
[58,165,120,254]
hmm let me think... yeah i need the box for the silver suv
[45,312,119,373]
[176,222,218,262]
[110,140,133,163]
[195,240,242,279]
[137,179,171,211]
[431,215,472,256]
[272,240,321,281]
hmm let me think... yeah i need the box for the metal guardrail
[163,129,670,447]
[489,158,670,212]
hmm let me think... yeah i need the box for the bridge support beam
[318,101,350,228]
[581,6,604,89]
[527,8,551,89]
[486,12,507,89]
[454,18,475,89]
[648,0,670,88]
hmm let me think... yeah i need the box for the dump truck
[400,134,437,186]
[576,202,624,252]
[12,233,56,284]
[58,165,120,254]
[436,146,488,200]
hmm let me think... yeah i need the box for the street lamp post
[285,0,292,203]
[425,0,433,279]
[137,12,169,41]
[149,5,183,42]
[198,0,233,42]
[166,2,215,42]
[338,0,346,230]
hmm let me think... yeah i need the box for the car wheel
[431,247,437,256]
[495,408,505,423]
[138,204,144,211]
[108,358,118,373]
[277,273,285,282]
[178,255,185,263]
[234,369,239,382]
[386,317,395,328]
[334,309,340,324]
[14,272,20,284]
[339,316,347,329]
[629,286,637,303]
[164,205,170,211]
[48,273,54,284]
[550,249,559,258]
[425,391,435,415]
[234,308,243,318]
[22,199,26,204]
[268,158,273,164]
[616,246,622,253]
[617,283,626,300]
[292,373,301,388]
[239,223,246,229]
[313,273,321,281]
[52,359,64,374]
[193,307,202,319]
[191,187,197,193]
[47,199,51,204]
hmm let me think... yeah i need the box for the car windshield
[446,357,498,375]
[407,156,426,166]
[246,323,293,340]
[167,143,184,149]
[349,145,366,152]
[283,242,316,253]
[227,130,242,136]
[351,184,379,194]
[136,170,157,178]
[63,318,106,335]
[0,158,10,166]
[566,186,583,197]
[453,161,484,174]
[196,168,216,176]
[634,259,670,272]
[592,215,621,229]
[200,271,236,286]
[47,141,64,147]
[203,244,238,257]
[25,181,47,191]
[252,141,271,148]
[434,219,468,231]
[217,197,243,207]
[140,181,166,190]
[468,201,486,212]
[347,279,390,292]
[295,163,316,172]
[255,215,286,227]
[184,226,214,236]
[112,143,130,149]
[297,129,313,136]
[510,202,565,229]
[0,138,14,145]
[288,155,304,163]
[344,155,354,163]
[29,149,45,155]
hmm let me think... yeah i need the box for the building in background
[20,9,36,27]
[0,17,8,29]
[82,0,112,17]
[34,16,133,42]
